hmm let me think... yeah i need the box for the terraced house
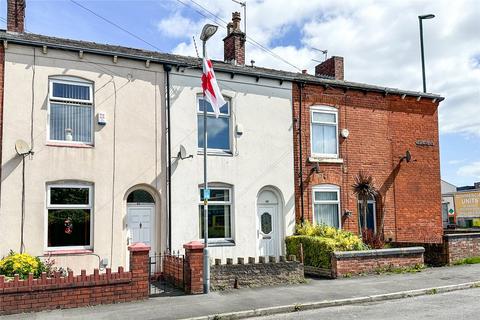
[0,0,445,276]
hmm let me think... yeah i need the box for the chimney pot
[315,56,344,80]
[7,0,26,33]
[223,11,246,65]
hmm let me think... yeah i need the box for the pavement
[2,264,480,320]
[251,287,480,320]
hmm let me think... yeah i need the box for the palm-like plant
[352,171,378,235]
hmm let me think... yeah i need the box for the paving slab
[1,264,480,320]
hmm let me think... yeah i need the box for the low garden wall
[331,247,425,278]
[0,243,150,316]
[444,233,480,264]
[210,256,304,291]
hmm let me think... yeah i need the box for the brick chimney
[223,12,246,65]
[7,0,26,33]
[315,56,344,80]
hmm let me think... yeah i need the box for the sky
[0,0,478,187]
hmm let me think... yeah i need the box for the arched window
[312,184,341,228]
[48,76,94,145]
[127,190,155,203]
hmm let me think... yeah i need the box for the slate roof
[0,30,444,100]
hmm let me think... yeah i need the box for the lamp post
[418,14,435,93]
[199,23,218,294]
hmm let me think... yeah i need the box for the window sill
[309,157,344,164]
[204,240,235,247]
[197,150,233,157]
[44,249,93,255]
[47,142,94,149]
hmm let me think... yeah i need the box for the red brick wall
[292,83,443,243]
[0,244,150,316]
[315,56,344,80]
[444,233,480,264]
[163,254,184,287]
[332,250,424,277]
[223,32,245,65]
[183,241,204,294]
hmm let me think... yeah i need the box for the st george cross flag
[202,58,226,118]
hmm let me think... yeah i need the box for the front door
[257,205,278,257]
[127,204,155,252]
[358,201,376,232]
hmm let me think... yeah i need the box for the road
[252,287,480,320]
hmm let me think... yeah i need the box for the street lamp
[418,14,435,93]
[200,23,218,294]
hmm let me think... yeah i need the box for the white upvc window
[310,105,338,158]
[46,183,93,250]
[197,96,231,153]
[198,186,233,242]
[48,77,94,145]
[312,184,341,228]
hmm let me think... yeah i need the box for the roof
[0,30,444,101]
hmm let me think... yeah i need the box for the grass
[373,263,425,275]
[453,256,480,265]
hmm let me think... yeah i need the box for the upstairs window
[197,97,231,152]
[48,78,93,144]
[311,106,338,158]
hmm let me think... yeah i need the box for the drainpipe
[297,82,305,224]
[164,64,172,251]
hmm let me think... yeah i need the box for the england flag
[202,58,226,118]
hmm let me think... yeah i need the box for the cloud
[157,12,203,39]
[162,0,480,136]
[457,162,480,180]
[448,159,466,165]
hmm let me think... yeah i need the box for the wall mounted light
[340,128,350,139]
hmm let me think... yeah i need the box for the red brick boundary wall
[444,233,480,264]
[183,241,204,294]
[162,253,184,288]
[0,243,150,316]
[331,247,425,278]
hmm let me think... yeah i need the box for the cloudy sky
[1,0,478,186]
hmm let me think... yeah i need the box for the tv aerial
[311,48,328,62]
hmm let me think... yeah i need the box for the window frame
[45,183,94,251]
[312,184,341,229]
[198,186,234,243]
[310,105,339,159]
[47,77,94,146]
[196,96,232,154]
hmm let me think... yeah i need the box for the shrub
[0,251,44,279]
[286,223,367,268]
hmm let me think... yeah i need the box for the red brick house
[293,57,445,244]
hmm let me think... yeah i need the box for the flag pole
[202,40,210,294]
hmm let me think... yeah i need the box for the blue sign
[204,189,210,200]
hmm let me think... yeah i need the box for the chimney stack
[223,12,246,65]
[315,56,344,80]
[7,0,26,33]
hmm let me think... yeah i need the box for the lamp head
[200,24,219,41]
[419,14,435,19]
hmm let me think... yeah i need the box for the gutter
[0,35,445,101]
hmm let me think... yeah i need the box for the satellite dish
[177,145,193,160]
[15,140,31,156]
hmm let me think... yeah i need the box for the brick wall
[0,243,150,316]
[315,56,344,80]
[210,256,304,291]
[7,0,25,33]
[444,233,480,264]
[162,254,184,288]
[292,83,443,243]
[331,247,425,277]
[183,241,204,294]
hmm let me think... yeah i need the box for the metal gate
[149,251,186,296]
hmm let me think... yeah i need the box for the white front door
[127,204,155,253]
[257,205,279,257]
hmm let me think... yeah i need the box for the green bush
[286,222,367,268]
[0,251,44,279]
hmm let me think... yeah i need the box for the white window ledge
[309,157,344,164]
[198,149,233,157]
